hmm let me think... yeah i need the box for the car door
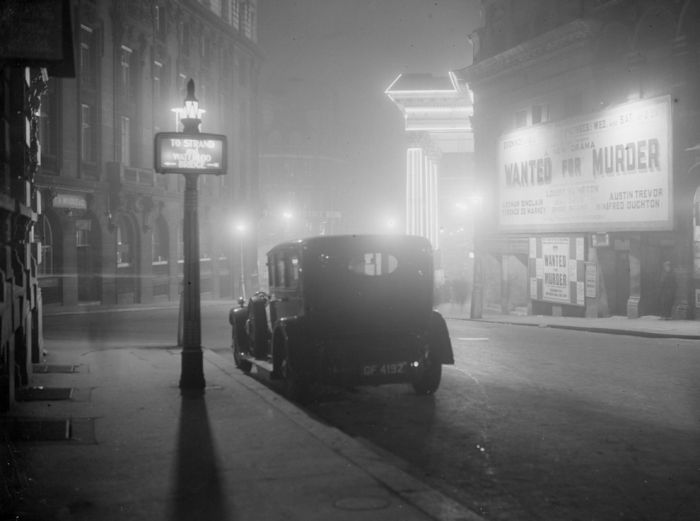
[269,249,304,323]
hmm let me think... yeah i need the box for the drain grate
[1,418,96,444]
[16,387,73,401]
[32,364,79,374]
[6,418,71,442]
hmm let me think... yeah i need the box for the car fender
[272,316,310,371]
[229,305,249,350]
[429,310,454,364]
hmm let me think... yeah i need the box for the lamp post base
[179,349,205,390]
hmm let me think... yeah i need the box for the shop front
[484,95,691,319]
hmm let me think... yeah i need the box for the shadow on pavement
[169,389,230,520]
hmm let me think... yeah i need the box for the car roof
[267,234,432,257]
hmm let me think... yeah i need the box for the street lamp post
[154,79,227,391]
[178,80,205,390]
[235,223,247,299]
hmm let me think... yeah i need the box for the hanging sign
[154,132,227,175]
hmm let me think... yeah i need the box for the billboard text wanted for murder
[498,96,672,233]
[154,132,227,175]
[529,236,585,307]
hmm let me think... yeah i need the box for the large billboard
[498,96,672,232]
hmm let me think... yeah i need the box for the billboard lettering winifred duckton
[498,96,672,233]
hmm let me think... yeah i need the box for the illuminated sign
[154,132,227,175]
[498,96,672,233]
[529,236,585,306]
[52,193,87,210]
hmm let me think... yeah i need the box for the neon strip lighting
[404,107,472,113]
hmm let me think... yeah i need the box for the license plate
[362,362,407,377]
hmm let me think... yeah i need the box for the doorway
[76,217,101,303]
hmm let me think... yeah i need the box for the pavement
[437,303,700,340]
[1,302,698,521]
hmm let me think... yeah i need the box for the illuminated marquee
[154,132,227,175]
[498,96,672,233]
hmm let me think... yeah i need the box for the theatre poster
[498,96,672,233]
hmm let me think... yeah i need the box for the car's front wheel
[232,325,253,374]
[281,340,310,404]
[412,350,441,395]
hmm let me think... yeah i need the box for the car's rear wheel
[412,350,441,395]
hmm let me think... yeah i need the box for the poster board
[529,236,586,306]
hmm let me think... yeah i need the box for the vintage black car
[228,234,454,401]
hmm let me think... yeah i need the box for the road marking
[457,337,489,341]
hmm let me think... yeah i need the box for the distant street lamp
[282,210,293,239]
[154,79,227,391]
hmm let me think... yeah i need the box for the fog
[258,0,482,233]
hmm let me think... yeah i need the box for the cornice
[459,19,601,86]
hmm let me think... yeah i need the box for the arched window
[36,215,54,276]
[152,215,169,263]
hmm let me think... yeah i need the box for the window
[289,256,300,284]
[348,252,399,276]
[154,5,161,35]
[75,219,92,248]
[153,61,162,104]
[241,0,256,41]
[39,80,59,161]
[275,257,286,287]
[200,35,207,59]
[532,103,550,125]
[80,103,94,162]
[152,216,169,263]
[120,116,130,165]
[117,220,132,267]
[36,215,54,276]
[120,46,132,93]
[231,0,240,29]
[76,228,90,248]
[153,61,163,129]
[80,25,96,87]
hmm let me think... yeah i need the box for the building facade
[35,0,261,308]
[1,0,260,410]
[385,72,475,293]
[1,0,76,410]
[460,0,700,320]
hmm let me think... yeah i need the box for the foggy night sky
[258,0,482,232]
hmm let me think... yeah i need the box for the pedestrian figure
[452,278,469,310]
[659,260,676,319]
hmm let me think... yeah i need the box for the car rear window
[347,252,399,276]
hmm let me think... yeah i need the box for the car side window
[276,257,286,287]
[270,252,300,289]
[289,255,300,285]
